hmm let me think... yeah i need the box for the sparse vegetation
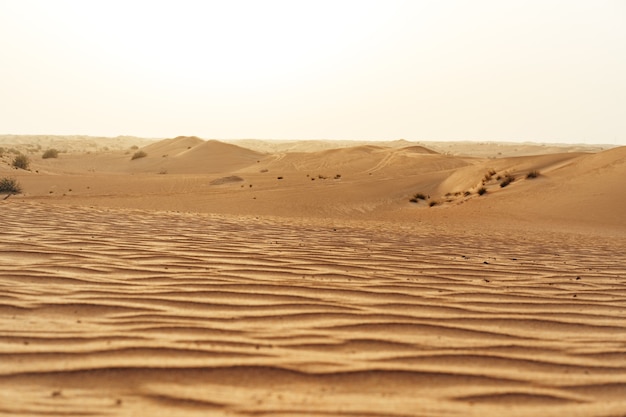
[131,150,147,160]
[42,148,59,159]
[483,169,497,182]
[429,200,439,207]
[477,187,487,195]
[12,154,30,170]
[409,192,428,203]
[526,170,540,179]
[0,177,22,194]
[500,172,515,188]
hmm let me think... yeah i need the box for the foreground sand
[2,200,626,416]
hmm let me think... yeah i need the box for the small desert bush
[477,187,487,195]
[429,200,439,207]
[483,169,497,182]
[12,154,30,170]
[42,148,59,159]
[131,150,147,160]
[409,192,427,203]
[500,173,515,188]
[0,177,22,194]
[526,170,540,179]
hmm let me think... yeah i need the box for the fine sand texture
[1,136,626,416]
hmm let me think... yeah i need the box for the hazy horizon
[2,1,625,145]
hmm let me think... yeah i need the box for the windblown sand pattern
[2,201,626,416]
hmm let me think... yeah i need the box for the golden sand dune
[133,139,263,175]
[3,137,625,227]
[1,137,625,416]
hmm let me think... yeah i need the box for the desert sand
[1,136,625,416]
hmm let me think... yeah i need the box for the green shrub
[12,154,30,170]
[42,148,59,159]
[0,177,22,194]
[131,150,147,160]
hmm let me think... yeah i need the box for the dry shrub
[0,177,22,194]
[500,173,515,188]
[42,149,59,159]
[131,150,147,160]
[12,154,30,170]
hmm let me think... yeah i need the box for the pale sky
[1,0,625,144]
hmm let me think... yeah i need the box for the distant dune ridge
[1,135,625,416]
[1,135,623,229]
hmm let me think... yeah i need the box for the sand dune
[131,138,264,175]
[1,136,625,416]
[4,137,625,227]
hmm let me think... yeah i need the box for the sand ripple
[1,201,626,416]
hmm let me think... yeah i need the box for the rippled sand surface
[2,201,626,416]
